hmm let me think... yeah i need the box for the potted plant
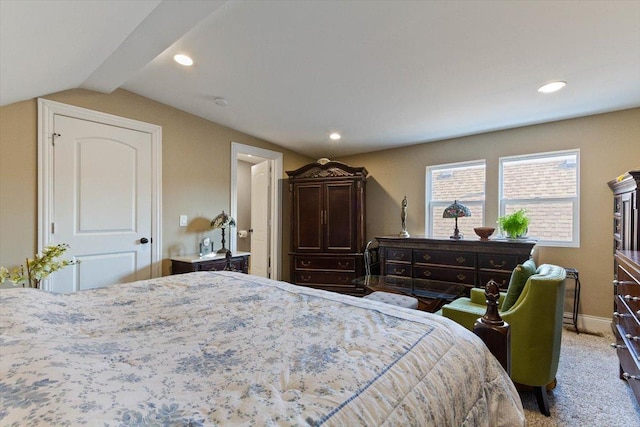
[497,209,530,239]
[0,243,77,288]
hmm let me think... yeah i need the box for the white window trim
[498,149,580,248]
[425,159,486,238]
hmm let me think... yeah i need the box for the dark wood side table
[353,275,465,312]
[171,251,251,274]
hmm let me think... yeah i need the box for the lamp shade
[211,210,236,229]
[443,200,470,240]
[211,210,236,254]
[442,200,471,219]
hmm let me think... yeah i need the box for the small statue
[399,196,410,238]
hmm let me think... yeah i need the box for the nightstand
[171,251,250,274]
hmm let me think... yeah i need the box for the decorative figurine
[399,196,410,238]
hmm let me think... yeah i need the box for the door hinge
[51,222,55,234]
[52,132,61,146]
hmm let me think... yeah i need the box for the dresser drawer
[614,323,640,399]
[295,271,356,286]
[295,256,356,271]
[615,296,640,352]
[385,248,412,263]
[196,260,227,271]
[414,249,475,268]
[413,265,475,285]
[385,263,412,277]
[478,271,511,289]
[478,254,520,272]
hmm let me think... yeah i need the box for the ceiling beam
[81,0,227,93]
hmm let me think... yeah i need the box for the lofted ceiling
[1,0,639,158]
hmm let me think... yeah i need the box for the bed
[0,271,524,426]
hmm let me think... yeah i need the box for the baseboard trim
[564,312,612,336]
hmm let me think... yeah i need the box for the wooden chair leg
[533,386,550,416]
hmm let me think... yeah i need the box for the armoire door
[293,183,323,252]
[325,182,355,252]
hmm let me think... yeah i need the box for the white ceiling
[1,0,639,158]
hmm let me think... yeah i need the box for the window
[426,160,486,238]
[499,150,579,247]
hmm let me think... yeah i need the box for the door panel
[78,141,136,231]
[325,182,354,251]
[50,115,152,292]
[77,252,138,290]
[250,161,270,277]
[294,184,323,251]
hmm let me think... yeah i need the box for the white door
[250,160,270,277]
[49,115,153,292]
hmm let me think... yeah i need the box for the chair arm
[441,298,488,330]
[470,287,507,308]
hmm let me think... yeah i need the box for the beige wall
[2,88,638,321]
[338,108,640,320]
[0,89,312,278]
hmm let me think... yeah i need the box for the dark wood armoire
[287,160,367,295]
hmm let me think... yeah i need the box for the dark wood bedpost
[473,280,511,375]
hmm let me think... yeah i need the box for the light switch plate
[179,215,188,226]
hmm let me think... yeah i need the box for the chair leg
[533,386,550,416]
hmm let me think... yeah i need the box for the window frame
[498,149,580,248]
[425,159,486,238]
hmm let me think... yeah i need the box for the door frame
[37,98,163,283]
[230,142,282,280]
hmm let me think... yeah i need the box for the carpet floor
[521,327,640,426]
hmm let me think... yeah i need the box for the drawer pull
[623,295,640,302]
[301,261,311,267]
[422,270,432,277]
[623,373,640,381]
[393,268,405,275]
[625,334,640,342]
[338,262,350,269]
[456,257,466,264]
[301,275,311,282]
[456,274,466,281]
[489,259,507,268]
[339,276,349,283]
[394,253,406,260]
[610,343,627,350]
[422,254,432,261]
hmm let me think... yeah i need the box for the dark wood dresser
[287,161,367,296]
[608,171,640,403]
[171,251,250,274]
[613,250,640,402]
[376,236,536,295]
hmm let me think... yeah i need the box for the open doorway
[230,142,283,279]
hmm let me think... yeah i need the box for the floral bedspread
[0,272,524,426]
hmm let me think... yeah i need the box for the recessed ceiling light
[213,97,229,107]
[173,54,193,66]
[329,133,341,141]
[538,81,566,94]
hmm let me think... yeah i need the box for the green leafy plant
[0,243,77,289]
[497,209,530,239]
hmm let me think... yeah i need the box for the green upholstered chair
[440,263,567,416]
